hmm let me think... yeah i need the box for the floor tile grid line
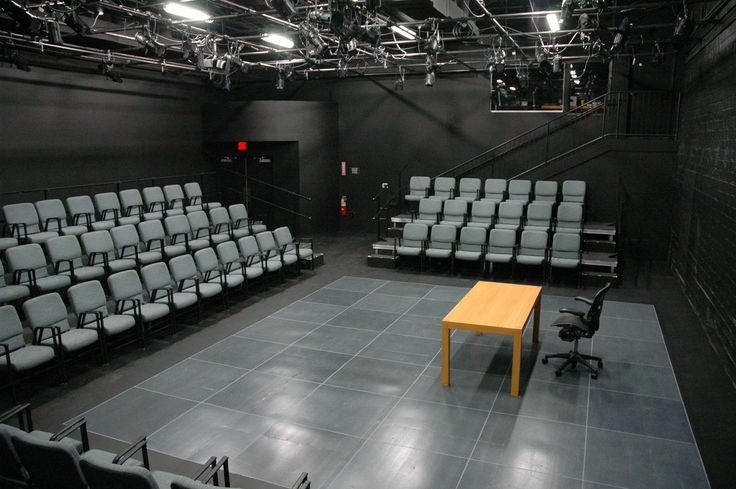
[185,358,251,372]
[581,342,593,484]
[323,286,453,489]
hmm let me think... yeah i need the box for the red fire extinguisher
[340,195,348,217]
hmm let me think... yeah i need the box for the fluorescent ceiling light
[509,86,517,91]
[263,33,295,49]
[546,13,560,32]
[391,25,416,40]
[164,3,211,21]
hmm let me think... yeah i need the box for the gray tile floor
[74,277,710,489]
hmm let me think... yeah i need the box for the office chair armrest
[113,436,150,469]
[574,296,593,305]
[558,308,586,318]
[52,417,90,452]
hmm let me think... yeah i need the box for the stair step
[582,271,619,279]
[367,254,398,268]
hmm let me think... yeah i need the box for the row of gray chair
[396,224,583,283]
[1,403,312,489]
[405,177,586,206]
[411,199,584,234]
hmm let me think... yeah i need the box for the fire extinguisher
[340,195,348,217]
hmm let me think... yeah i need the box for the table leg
[511,331,522,397]
[441,323,451,387]
[533,295,541,344]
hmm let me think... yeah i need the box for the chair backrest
[488,229,516,255]
[497,201,523,223]
[163,185,186,209]
[142,187,166,211]
[169,255,198,282]
[46,235,84,272]
[3,203,42,235]
[458,226,486,252]
[508,180,531,201]
[556,204,583,231]
[216,241,240,267]
[107,270,144,303]
[0,261,5,288]
[111,225,142,256]
[238,236,261,262]
[585,282,612,332]
[401,223,428,248]
[551,232,581,260]
[228,204,249,224]
[457,178,481,199]
[0,423,27,484]
[165,215,193,242]
[519,230,548,256]
[534,181,558,202]
[80,456,159,489]
[255,231,278,252]
[194,248,219,274]
[119,189,145,214]
[93,193,122,221]
[187,211,210,235]
[408,176,430,196]
[470,201,495,223]
[12,429,88,489]
[66,196,98,223]
[484,178,506,200]
[81,230,115,256]
[23,292,71,339]
[5,244,50,279]
[141,262,174,292]
[429,224,455,249]
[442,200,467,221]
[526,203,552,228]
[273,227,294,248]
[417,198,442,221]
[138,220,166,248]
[433,177,456,199]
[68,281,109,320]
[0,305,25,352]
[183,182,203,203]
[209,207,230,228]
[35,199,69,232]
[562,180,586,204]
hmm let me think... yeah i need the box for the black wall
[670,2,736,381]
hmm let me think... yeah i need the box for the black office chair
[542,282,611,379]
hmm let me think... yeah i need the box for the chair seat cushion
[551,257,580,268]
[42,329,98,353]
[139,303,170,322]
[0,284,30,303]
[485,253,513,263]
[231,228,250,239]
[425,248,452,259]
[224,274,244,288]
[244,266,264,280]
[405,195,423,202]
[118,216,140,226]
[412,219,436,226]
[439,220,463,228]
[91,221,115,231]
[80,448,143,467]
[494,223,519,231]
[28,430,84,453]
[65,266,105,282]
[209,233,230,245]
[185,205,203,213]
[0,344,55,371]
[551,314,590,336]
[100,315,137,335]
[155,291,198,310]
[264,259,282,272]
[454,196,476,203]
[163,245,187,258]
[282,254,298,266]
[136,251,162,265]
[481,198,502,204]
[197,282,222,298]
[455,250,482,261]
[0,237,18,251]
[35,275,72,292]
[187,239,210,251]
[396,246,422,256]
[60,225,88,236]
[165,209,185,217]
[152,470,189,489]
[27,232,59,244]
[108,259,137,273]
[465,222,491,230]
[428,196,449,201]
[524,225,550,233]
[516,255,546,266]
[287,247,313,259]
[142,212,164,221]
[250,224,267,234]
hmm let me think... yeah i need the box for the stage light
[610,17,631,54]
[508,86,517,91]
[560,0,575,29]
[263,33,294,49]
[46,20,64,44]
[391,25,416,40]
[182,39,198,64]
[299,21,327,59]
[425,31,441,54]
[135,29,166,58]
[553,54,562,72]
[64,10,90,35]
[276,71,285,90]
[164,3,211,22]
[100,61,123,83]
[546,14,560,32]
[0,0,44,36]
[425,55,436,87]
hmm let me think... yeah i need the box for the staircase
[367,91,680,283]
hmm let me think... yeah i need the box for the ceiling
[0,0,688,88]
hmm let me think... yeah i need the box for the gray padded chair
[140,262,198,320]
[440,200,467,228]
[217,241,263,293]
[238,236,280,284]
[142,186,183,218]
[46,235,106,283]
[2,203,59,244]
[164,215,210,253]
[466,201,495,231]
[184,182,221,210]
[411,198,442,226]
[68,281,139,359]
[405,176,431,203]
[0,261,30,305]
[94,193,140,227]
[81,231,137,274]
[524,203,553,234]
[111,225,162,267]
[6,244,72,294]
[163,184,201,214]
[454,227,486,274]
[210,207,249,240]
[455,178,481,203]
[66,196,114,231]
[195,248,237,306]
[533,180,558,205]
[507,180,532,205]
[187,211,229,247]
[495,201,524,233]
[256,231,298,271]
[273,226,314,268]
[35,199,87,237]
[0,306,60,399]
[425,224,456,273]
[562,180,586,206]
[482,178,506,204]
[168,255,224,305]
[23,293,101,362]
[549,232,582,285]
[108,271,172,335]
[138,220,187,260]
[516,230,549,280]
[0,236,18,255]
[228,204,266,235]
[395,223,428,271]
[430,177,456,201]
[119,189,163,221]
[555,204,584,234]
[485,228,517,276]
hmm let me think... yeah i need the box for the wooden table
[441,281,543,397]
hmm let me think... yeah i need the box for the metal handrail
[220,167,312,202]
[245,193,312,221]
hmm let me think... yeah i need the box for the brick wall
[671,1,736,382]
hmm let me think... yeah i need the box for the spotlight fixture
[553,53,562,73]
[0,0,44,36]
[337,57,348,78]
[135,29,166,58]
[100,61,123,83]
[610,17,631,54]
[494,61,505,75]
[163,2,211,22]
[425,31,441,55]
[546,13,560,33]
[263,33,294,49]
[224,53,248,72]
[46,20,64,44]
[394,66,405,90]
[425,55,436,87]
[64,10,91,35]
[307,9,332,24]
[359,27,381,48]
[182,39,198,64]
[391,25,416,40]
[299,21,327,59]
[560,0,575,29]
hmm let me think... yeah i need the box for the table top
[442,281,543,333]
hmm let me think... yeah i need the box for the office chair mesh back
[586,283,612,332]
